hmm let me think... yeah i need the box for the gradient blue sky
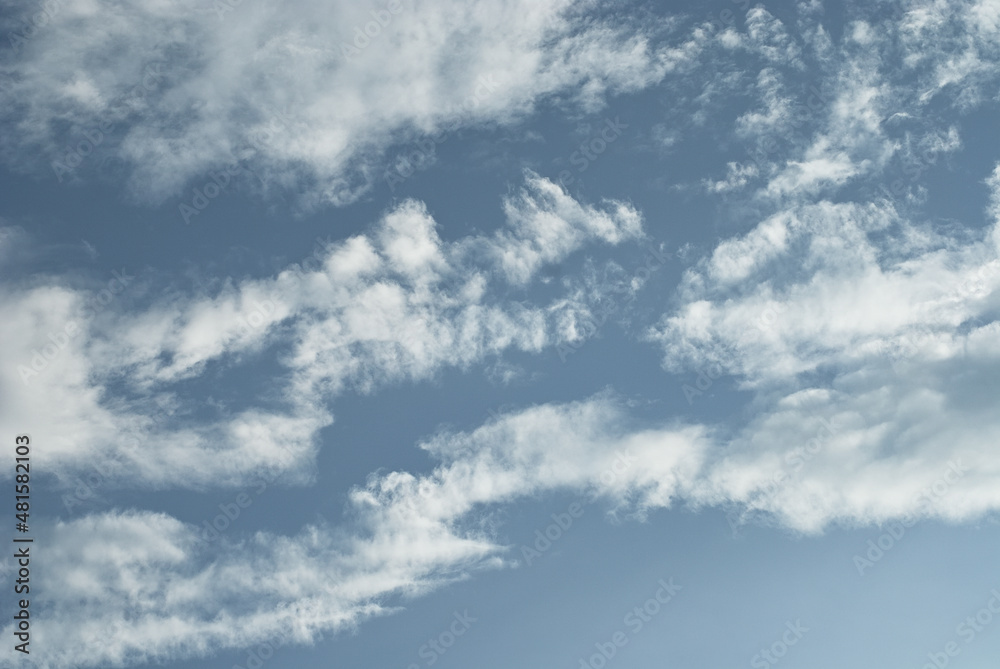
[2,0,1000,668]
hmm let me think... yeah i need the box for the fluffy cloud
[7,176,1000,662]
[0,0,691,206]
[0,396,708,669]
[642,1,1000,535]
[650,167,1000,532]
[5,3,1000,667]
[0,173,643,489]
[482,173,643,285]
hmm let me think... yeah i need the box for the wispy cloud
[0,172,644,490]
[0,0,689,208]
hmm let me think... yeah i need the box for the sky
[1,0,1000,667]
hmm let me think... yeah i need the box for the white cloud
[899,0,1000,107]
[650,166,1000,532]
[705,211,790,284]
[743,6,804,67]
[0,0,689,207]
[695,0,1000,207]
[0,174,643,490]
[8,163,1000,662]
[12,329,1000,666]
[0,396,708,669]
[702,161,759,193]
[5,4,1000,667]
[485,171,644,285]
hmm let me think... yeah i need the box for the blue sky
[2,0,1000,667]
